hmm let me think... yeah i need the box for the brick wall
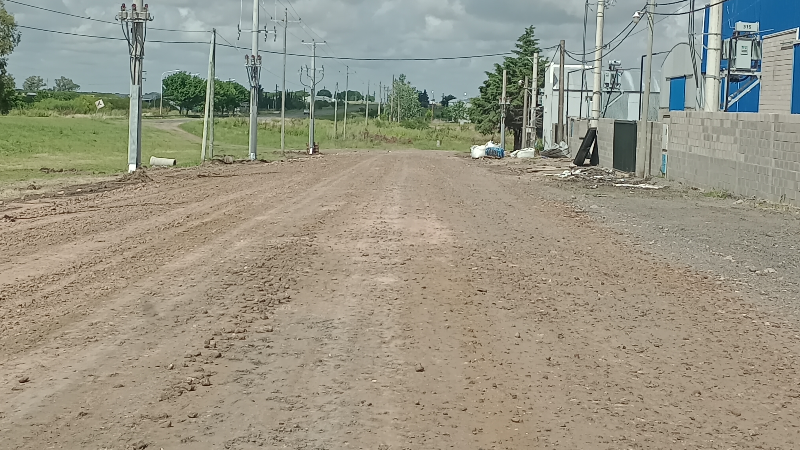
[667,111,800,205]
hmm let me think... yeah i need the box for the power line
[17,25,209,44]
[7,0,210,33]
[652,0,731,15]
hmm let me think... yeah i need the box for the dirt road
[1,151,798,449]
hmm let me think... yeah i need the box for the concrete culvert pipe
[149,157,177,167]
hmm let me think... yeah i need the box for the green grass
[704,189,733,199]
[180,117,492,152]
[0,116,202,183]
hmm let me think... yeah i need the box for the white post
[248,0,259,160]
[704,0,723,112]
[590,0,605,128]
[642,0,655,177]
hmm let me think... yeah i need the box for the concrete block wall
[666,111,800,205]
[566,118,615,168]
[597,119,615,169]
[637,121,664,177]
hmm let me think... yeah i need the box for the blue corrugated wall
[703,0,800,112]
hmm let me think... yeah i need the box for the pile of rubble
[550,167,665,189]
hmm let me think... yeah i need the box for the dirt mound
[118,169,153,183]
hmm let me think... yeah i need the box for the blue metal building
[702,0,800,112]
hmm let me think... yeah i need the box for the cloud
[5,0,691,97]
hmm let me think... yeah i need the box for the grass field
[0,114,496,189]
[180,117,493,152]
[0,116,205,184]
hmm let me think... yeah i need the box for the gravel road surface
[1,150,798,449]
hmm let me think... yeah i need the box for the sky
[4,0,698,99]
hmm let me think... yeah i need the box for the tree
[22,75,45,91]
[317,88,332,98]
[443,100,468,123]
[470,26,546,150]
[214,79,249,116]
[336,90,363,102]
[440,94,457,107]
[418,90,430,108]
[0,0,21,114]
[53,76,80,92]
[387,74,422,121]
[162,72,205,115]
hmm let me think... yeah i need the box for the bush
[400,118,430,130]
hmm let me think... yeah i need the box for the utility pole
[522,76,529,148]
[390,75,395,121]
[274,9,300,154]
[343,66,349,138]
[248,0,260,160]
[558,40,566,143]
[202,28,217,161]
[117,0,152,173]
[531,53,539,146]
[334,82,339,138]
[641,0,656,177]
[431,90,435,121]
[590,0,606,128]
[704,0,723,112]
[301,40,325,154]
[500,69,508,150]
[365,80,370,128]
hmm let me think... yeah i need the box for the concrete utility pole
[301,40,325,154]
[202,29,217,161]
[522,76,529,148]
[378,82,382,117]
[590,0,606,128]
[641,0,656,177]
[531,52,539,145]
[343,66,349,138]
[500,69,508,150]
[117,0,152,173]
[705,0,723,112]
[246,0,261,160]
[558,39,566,143]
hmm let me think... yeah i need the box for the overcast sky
[5,0,697,99]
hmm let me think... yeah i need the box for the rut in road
[0,150,798,450]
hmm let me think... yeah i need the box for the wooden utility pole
[202,29,216,161]
[558,39,566,143]
[334,82,339,138]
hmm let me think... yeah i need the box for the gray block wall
[666,111,800,206]
[597,119,615,169]
[637,121,664,177]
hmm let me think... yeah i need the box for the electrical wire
[652,0,731,15]
[17,24,209,44]
[6,0,210,33]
